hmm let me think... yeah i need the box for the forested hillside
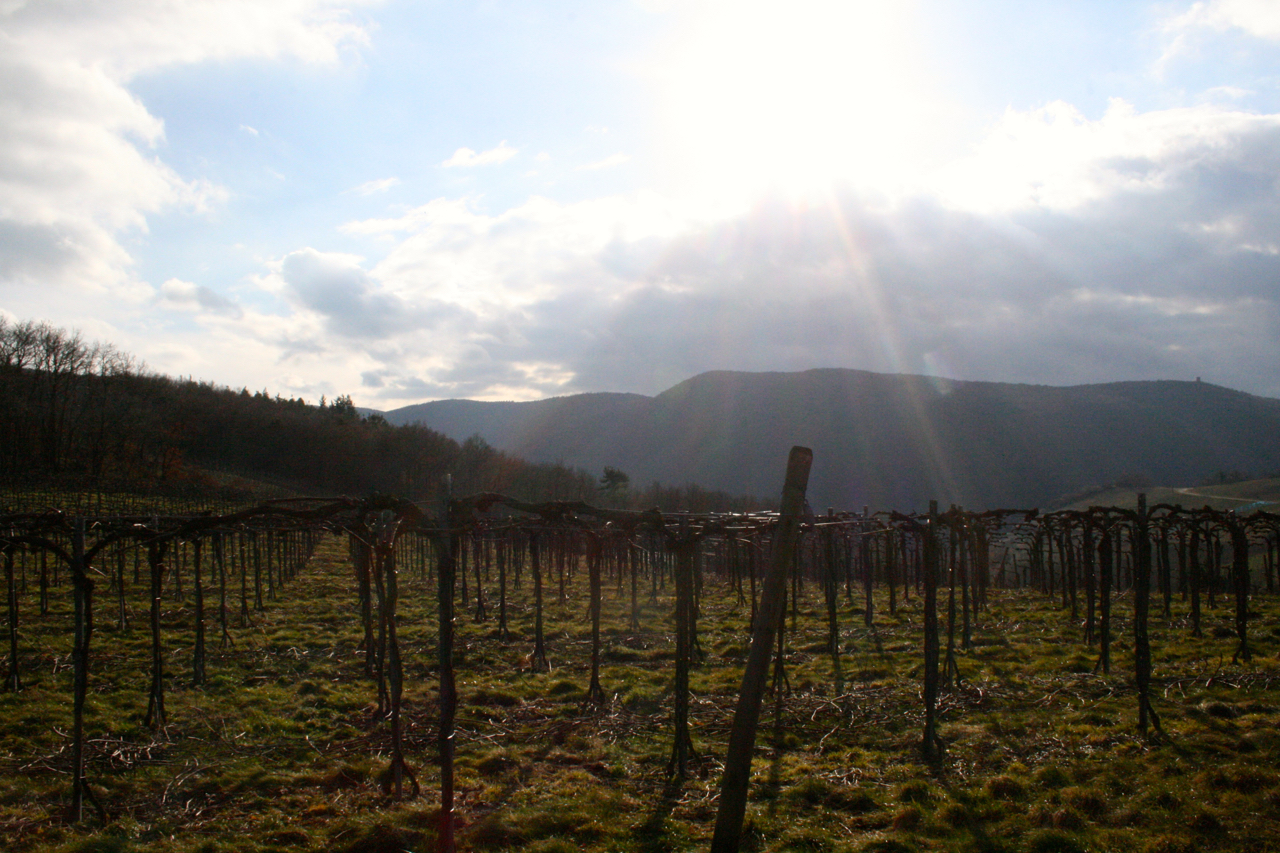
[384,368,1280,511]
[0,319,760,510]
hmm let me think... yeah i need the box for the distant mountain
[379,369,1280,511]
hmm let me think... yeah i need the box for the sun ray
[650,0,948,210]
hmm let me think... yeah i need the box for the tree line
[0,317,766,512]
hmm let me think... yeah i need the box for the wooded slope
[382,369,1280,511]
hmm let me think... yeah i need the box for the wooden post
[668,531,697,778]
[215,533,231,648]
[144,538,167,729]
[4,546,18,691]
[587,535,605,706]
[1230,521,1251,664]
[1133,495,1160,735]
[192,538,205,686]
[1096,525,1112,675]
[709,446,812,853]
[115,543,128,632]
[70,518,105,823]
[529,533,549,672]
[862,525,874,628]
[377,513,418,798]
[921,501,943,761]
[354,537,375,676]
[1189,524,1203,638]
[497,537,509,642]
[438,488,459,853]
[1082,519,1096,645]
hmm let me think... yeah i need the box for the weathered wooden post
[1229,519,1251,664]
[473,534,486,621]
[115,543,127,631]
[438,485,459,853]
[192,538,205,686]
[529,532,549,672]
[668,528,697,778]
[944,510,961,689]
[4,545,18,692]
[376,510,418,798]
[214,533,231,648]
[70,518,105,823]
[921,501,943,761]
[144,537,168,729]
[587,534,606,706]
[709,446,812,853]
[1133,495,1160,735]
[1188,523,1203,638]
[1082,517,1096,645]
[862,520,874,628]
[822,513,841,667]
[497,536,509,641]
[629,537,641,631]
[1095,521,1113,675]
[353,536,375,676]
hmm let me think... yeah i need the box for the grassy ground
[1058,477,1280,513]
[2,533,1278,853]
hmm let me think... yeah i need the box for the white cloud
[1,1,374,79]
[577,152,630,171]
[257,246,471,342]
[934,99,1280,214]
[6,2,1280,410]
[1169,0,1280,41]
[1157,0,1280,74]
[350,176,400,195]
[0,1,374,298]
[309,98,1280,404]
[159,278,244,318]
[440,141,518,168]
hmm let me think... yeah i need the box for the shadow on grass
[633,774,687,853]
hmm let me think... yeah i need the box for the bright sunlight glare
[651,0,951,210]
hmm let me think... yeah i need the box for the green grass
[1057,476,1280,512]
[1,532,1278,852]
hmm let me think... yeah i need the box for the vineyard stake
[710,446,812,853]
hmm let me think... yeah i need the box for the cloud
[1169,0,1280,41]
[934,99,1280,214]
[350,177,400,195]
[1157,0,1280,74]
[440,141,518,168]
[159,278,244,318]
[0,1,372,299]
[9,2,1277,410]
[315,97,1280,406]
[577,153,630,171]
[265,247,466,341]
[1,1,373,79]
[55,84,1270,410]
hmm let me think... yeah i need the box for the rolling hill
[379,369,1280,511]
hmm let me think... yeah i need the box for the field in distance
[1059,476,1280,513]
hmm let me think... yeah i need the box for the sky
[2,0,1279,407]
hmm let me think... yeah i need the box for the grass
[1057,476,1280,513]
[1,531,1278,852]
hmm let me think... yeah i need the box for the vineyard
[2,450,1280,853]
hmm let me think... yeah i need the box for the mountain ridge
[378,369,1280,511]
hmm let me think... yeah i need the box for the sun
[650,0,946,211]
